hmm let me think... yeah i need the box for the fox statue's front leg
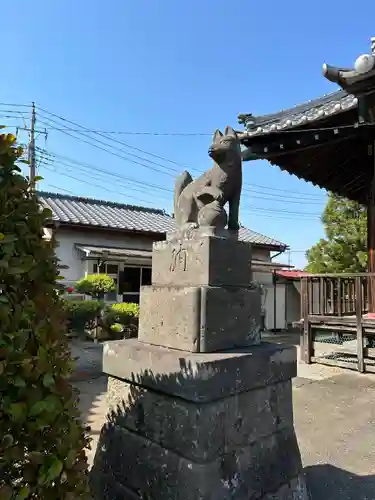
[228,193,240,231]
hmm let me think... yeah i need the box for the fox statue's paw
[227,222,240,232]
[182,222,199,230]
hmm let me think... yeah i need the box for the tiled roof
[238,90,357,137]
[38,191,287,249]
[38,191,176,234]
[237,226,286,249]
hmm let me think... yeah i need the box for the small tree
[0,133,90,498]
[306,193,367,273]
[75,274,115,299]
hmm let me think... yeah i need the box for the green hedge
[63,300,139,340]
[0,132,90,497]
[75,274,115,299]
[63,300,103,335]
[105,303,139,339]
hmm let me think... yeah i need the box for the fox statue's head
[208,126,241,164]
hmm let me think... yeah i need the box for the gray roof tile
[38,191,287,249]
[239,90,357,137]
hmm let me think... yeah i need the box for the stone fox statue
[173,126,242,231]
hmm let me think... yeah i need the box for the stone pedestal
[91,231,308,499]
[139,231,261,353]
[91,341,307,499]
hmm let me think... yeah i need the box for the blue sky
[1,1,374,268]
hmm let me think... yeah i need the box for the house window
[93,263,119,275]
[119,266,151,303]
[141,267,152,286]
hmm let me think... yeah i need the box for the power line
[39,158,321,220]
[40,164,156,206]
[35,127,212,136]
[36,104,327,197]
[37,107,195,172]
[0,103,326,204]
[40,166,320,222]
[37,148,325,209]
[37,116,179,177]
[10,103,324,199]
[0,102,31,108]
[37,146,325,206]
[39,160,170,202]
[36,148,172,193]
[44,184,76,195]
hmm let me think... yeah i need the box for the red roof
[276,270,309,279]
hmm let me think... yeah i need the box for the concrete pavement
[69,340,103,382]
[76,371,375,499]
[74,335,375,498]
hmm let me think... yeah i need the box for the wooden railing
[301,273,372,318]
[299,273,375,373]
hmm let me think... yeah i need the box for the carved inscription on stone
[170,246,188,272]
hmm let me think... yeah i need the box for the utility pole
[28,102,36,187]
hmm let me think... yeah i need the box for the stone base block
[138,284,261,352]
[105,377,294,462]
[91,424,305,500]
[102,340,297,402]
[91,472,308,500]
[152,232,252,287]
[91,341,307,499]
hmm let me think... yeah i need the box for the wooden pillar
[368,139,375,314]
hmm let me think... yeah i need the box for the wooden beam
[368,139,375,314]
[355,277,365,373]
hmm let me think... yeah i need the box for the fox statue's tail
[173,170,193,225]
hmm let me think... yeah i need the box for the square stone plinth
[151,234,252,287]
[90,341,307,500]
[102,340,297,402]
[138,284,261,352]
[105,376,294,462]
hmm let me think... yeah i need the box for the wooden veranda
[237,36,375,372]
[298,273,375,373]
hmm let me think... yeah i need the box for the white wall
[55,228,276,283]
[262,283,287,330]
[54,227,156,283]
[286,282,301,326]
[252,253,288,331]
[252,247,272,262]
[54,227,289,327]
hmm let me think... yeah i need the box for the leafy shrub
[0,132,90,498]
[104,302,139,339]
[109,323,123,334]
[110,302,139,323]
[75,274,115,299]
[64,299,103,334]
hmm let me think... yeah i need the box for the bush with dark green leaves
[75,274,115,299]
[0,133,90,498]
[63,300,103,335]
[104,302,139,338]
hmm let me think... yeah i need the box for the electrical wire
[2,103,328,207]
[37,148,325,208]
[39,157,322,220]
[40,164,157,207]
[40,165,320,222]
[37,107,195,172]
[35,108,327,197]
[37,116,179,177]
[37,147,325,205]
[5,103,327,198]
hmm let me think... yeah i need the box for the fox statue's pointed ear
[213,129,223,143]
[224,126,237,138]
